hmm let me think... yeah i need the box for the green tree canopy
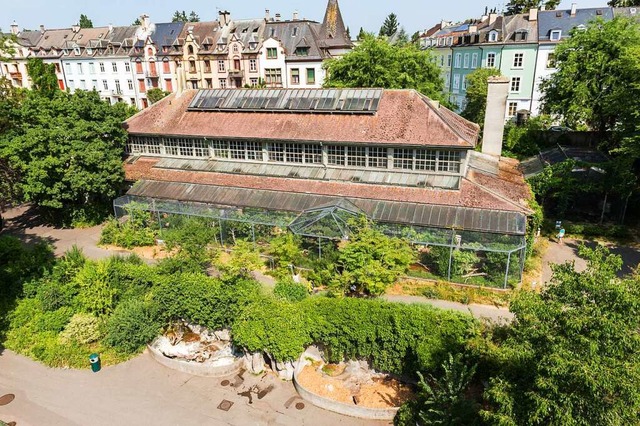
[482,245,640,424]
[323,35,446,102]
[608,0,640,5]
[0,90,136,224]
[540,17,640,133]
[461,67,501,126]
[79,14,93,29]
[171,10,200,23]
[146,88,170,104]
[26,58,59,98]
[357,27,367,40]
[505,0,560,15]
[379,13,399,37]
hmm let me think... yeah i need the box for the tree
[26,58,58,98]
[411,30,421,46]
[146,88,170,104]
[331,217,413,296]
[132,18,142,25]
[608,0,640,5]
[482,245,640,425]
[461,68,501,126]
[171,10,188,22]
[505,0,560,15]
[324,35,446,102]
[79,14,93,29]
[0,90,136,224]
[540,17,640,133]
[379,13,399,37]
[188,11,200,23]
[357,27,367,41]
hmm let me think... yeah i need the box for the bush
[60,313,102,344]
[274,277,309,302]
[104,297,162,353]
[304,298,479,375]
[100,217,156,249]
[73,261,119,316]
[154,273,262,330]
[232,298,313,361]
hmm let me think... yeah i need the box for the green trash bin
[89,353,101,373]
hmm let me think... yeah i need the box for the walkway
[0,349,382,426]
[382,295,514,323]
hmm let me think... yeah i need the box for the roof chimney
[265,9,270,20]
[219,10,231,26]
[469,24,478,33]
[293,10,299,21]
[489,13,498,25]
[482,76,511,157]
[571,3,577,16]
[40,24,45,33]
[72,22,80,33]
[529,8,538,21]
[275,13,281,22]
[108,23,113,32]
[10,21,19,35]
[140,14,150,31]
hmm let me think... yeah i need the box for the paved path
[0,349,384,426]
[382,295,514,323]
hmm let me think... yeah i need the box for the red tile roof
[124,157,531,214]
[124,89,479,148]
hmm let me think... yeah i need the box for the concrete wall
[147,343,243,378]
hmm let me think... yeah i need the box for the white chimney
[482,76,511,157]
[10,21,19,35]
[469,24,478,33]
[265,9,270,20]
[529,8,538,21]
[72,22,80,33]
[275,13,281,22]
[489,13,498,24]
[108,23,113,32]
[40,24,45,33]
[293,10,299,21]
[571,3,577,16]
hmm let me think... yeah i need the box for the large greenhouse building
[119,87,534,287]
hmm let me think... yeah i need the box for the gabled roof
[503,13,538,43]
[317,0,353,49]
[538,7,613,41]
[124,89,479,148]
[265,20,324,60]
[150,22,184,47]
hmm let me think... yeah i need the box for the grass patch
[387,280,512,307]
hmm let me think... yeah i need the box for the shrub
[274,277,309,302]
[104,297,162,353]
[268,234,304,269]
[232,298,313,361]
[99,217,156,249]
[154,273,262,330]
[73,261,119,316]
[60,313,102,344]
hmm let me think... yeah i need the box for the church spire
[319,0,352,50]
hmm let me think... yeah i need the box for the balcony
[111,89,123,97]
[145,70,159,79]
[228,68,243,76]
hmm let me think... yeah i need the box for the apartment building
[0,23,42,89]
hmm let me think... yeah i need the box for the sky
[4,0,610,36]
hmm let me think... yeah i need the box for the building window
[486,52,496,68]
[218,60,225,72]
[394,149,413,169]
[510,76,521,93]
[91,79,98,90]
[115,80,121,93]
[546,52,556,69]
[112,62,118,73]
[453,74,460,90]
[205,78,212,88]
[99,62,105,73]
[306,68,315,85]
[165,79,173,92]
[508,102,518,117]
[415,150,437,171]
[294,47,309,56]
[346,146,366,167]
[138,79,145,93]
[246,142,262,160]
[135,61,142,74]
[64,63,71,74]
[463,53,470,68]
[291,68,300,84]
[265,68,282,85]
[127,79,133,90]
[89,62,95,74]
[454,53,461,68]
[447,54,452,67]
[212,141,229,158]
[367,147,388,169]
[445,73,451,89]
[440,55,445,67]
[189,61,196,73]
[462,75,467,90]
[437,151,462,173]
[204,60,211,73]
[267,47,278,59]
[328,146,345,166]
[79,80,86,90]
[219,78,227,88]
[471,53,478,69]
[513,53,524,68]
[102,80,108,90]
[249,59,257,72]
[267,143,284,162]
[77,63,83,74]
[163,59,170,74]
[250,78,258,86]
[489,31,498,42]
[550,30,562,41]
[125,62,131,72]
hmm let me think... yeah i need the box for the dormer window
[188,45,194,55]
[270,28,275,38]
[293,27,298,37]
[62,48,68,55]
[294,47,309,56]
[488,31,498,42]
[87,47,93,55]
[447,36,453,45]
[249,42,257,49]
[233,45,239,53]
[550,30,562,41]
